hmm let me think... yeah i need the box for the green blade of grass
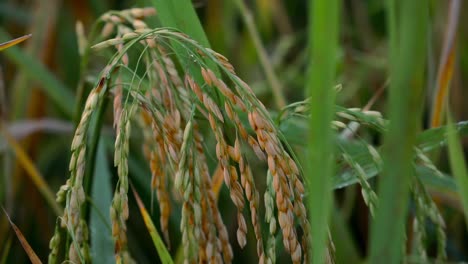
[416,166,457,193]
[144,0,227,117]
[89,141,114,264]
[131,185,173,264]
[417,121,468,152]
[306,0,341,262]
[144,0,220,83]
[0,28,74,118]
[146,0,210,47]
[277,116,462,194]
[369,1,428,263]
[446,113,468,228]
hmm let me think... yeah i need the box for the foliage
[0,1,467,263]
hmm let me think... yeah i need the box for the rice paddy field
[0,0,467,263]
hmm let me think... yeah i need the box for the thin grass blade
[430,0,461,127]
[131,185,173,264]
[2,208,42,264]
[0,34,31,51]
[431,45,456,128]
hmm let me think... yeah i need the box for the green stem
[306,0,340,262]
[369,1,428,263]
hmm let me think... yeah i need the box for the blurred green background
[0,0,467,263]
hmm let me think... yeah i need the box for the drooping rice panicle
[60,81,104,263]
[112,106,136,263]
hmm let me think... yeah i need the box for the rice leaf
[89,141,114,264]
[306,0,341,262]
[369,1,428,262]
[2,208,42,264]
[131,185,174,264]
[0,34,31,51]
[145,0,221,100]
[278,117,460,194]
[416,166,457,192]
[146,0,210,47]
[417,121,468,152]
[446,113,468,228]
[333,139,456,194]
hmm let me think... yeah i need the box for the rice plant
[1,1,468,264]
[51,8,313,264]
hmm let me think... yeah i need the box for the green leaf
[333,139,456,193]
[417,121,468,152]
[416,166,457,193]
[369,1,429,262]
[89,141,114,264]
[146,0,210,47]
[333,139,380,189]
[144,0,220,92]
[306,0,341,262]
[446,114,468,228]
[278,115,459,194]
[335,106,387,132]
[131,185,174,264]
